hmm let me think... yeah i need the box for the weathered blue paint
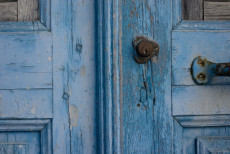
[0,0,96,153]
[172,0,230,153]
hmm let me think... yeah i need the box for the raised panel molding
[197,136,230,154]
[175,115,230,127]
[97,0,122,153]
[0,120,52,154]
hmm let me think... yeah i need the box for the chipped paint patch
[69,105,79,129]
[80,66,86,76]
[48,57,52,61]
[31,105,36,114]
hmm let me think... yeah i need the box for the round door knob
[133,36,159,64]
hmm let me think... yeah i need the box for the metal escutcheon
[191,56,230,85]
[133,36,159,64]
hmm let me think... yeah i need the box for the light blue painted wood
[119,0,173,153]
[69,0,97,153]
[172,1,230,154]
[97,0,123,153]
[174,21,230,30]
[52,0,71,153]
[172,86,230,116]
[0,32,52,89]
[0,90,52,118]
[0,22,48,32]
[0,120,52,153]
[175,115,230,127]
[172,31,230,86]
[0,132,40,154]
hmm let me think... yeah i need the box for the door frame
[97,0,123,153]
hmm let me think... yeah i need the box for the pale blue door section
[0,0,52,153]
[0,0,97,153]
[172,0,230,153]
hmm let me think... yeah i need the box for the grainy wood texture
[18,0,39,21]
[0,2,17,21]
[204,1,230,20]
[52,0,71,153]
[182,0,203,20]
[182,0,230,20]
[121,0,172,153]
[70,0,97,153]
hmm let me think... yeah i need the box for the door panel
[172,31,230,86]
[172,0,230,153]
[0,32,52,89]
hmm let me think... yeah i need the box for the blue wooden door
[97,0,230,154]
[0,0,96,154]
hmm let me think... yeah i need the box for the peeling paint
[69,105,79,129]
[80,66,86,76]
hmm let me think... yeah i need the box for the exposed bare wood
[204,1,230,20]
[0,2,17,21]
[18,0,39,21]
[182,0,203,20]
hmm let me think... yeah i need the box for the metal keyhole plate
[133,36,159,64]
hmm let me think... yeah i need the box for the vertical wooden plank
[52,0,71,153]
[153,0,173,153]
[122,0,155,153]
[18,0,39,21]
[0,2,17,21]
[69,0,97,153]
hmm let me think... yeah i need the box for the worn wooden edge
[0,21,48,32]
[97,0,123,153]
[173,20,230,30]
[41,121,52,154]
[0,119,50,131]
[174,115,230,127]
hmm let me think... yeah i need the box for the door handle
[191,56,230,85]
[133,36,159,64]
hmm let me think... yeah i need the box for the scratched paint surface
[122,0,172,153]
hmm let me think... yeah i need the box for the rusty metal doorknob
[133,36,159,64]
[191,56,230,85]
